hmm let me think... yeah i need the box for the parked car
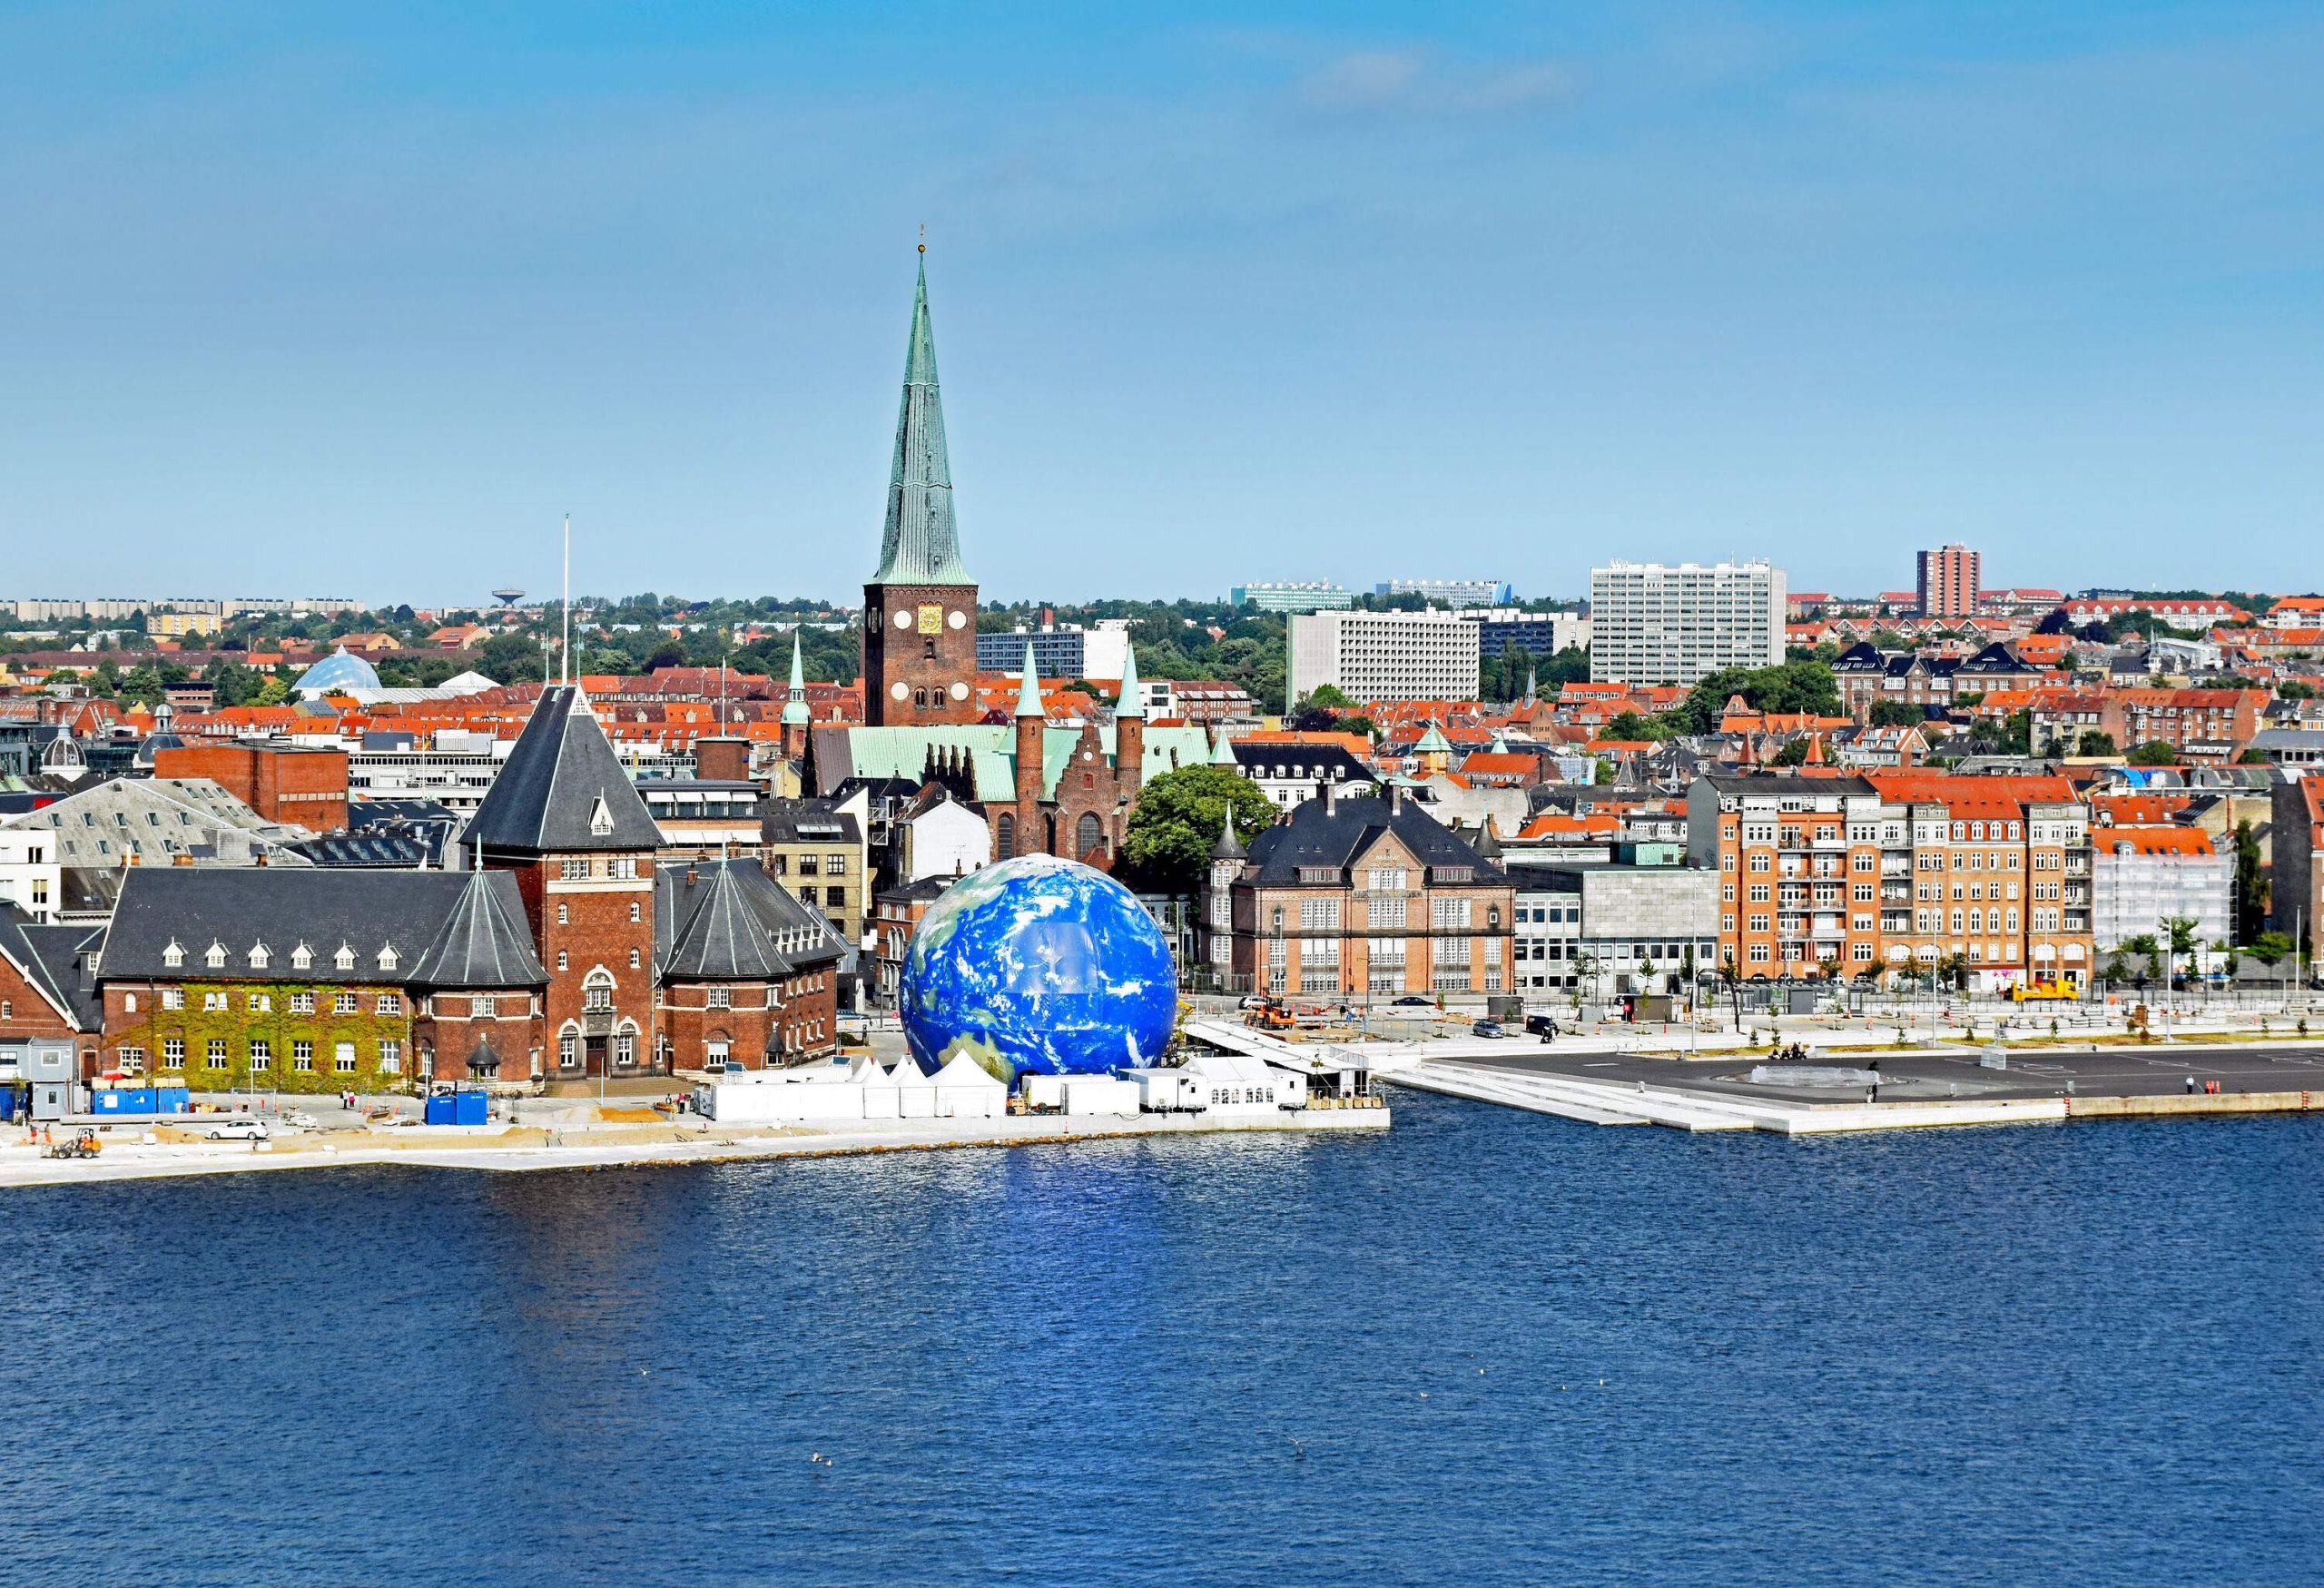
[1471,1020,1506,1039]
[281,1111,321,1130]
[1523,1014,1559,1040]
[203,1119,271,1141]
[1393,996,1434,1008]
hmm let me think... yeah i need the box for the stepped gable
[464,685,660,853]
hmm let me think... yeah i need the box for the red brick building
[152,742,350,833]
[467,685,664,1079]
[654,860,845,1070]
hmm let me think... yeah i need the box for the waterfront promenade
[0,1103,1388,1189]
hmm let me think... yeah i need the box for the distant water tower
[491,587,526,609]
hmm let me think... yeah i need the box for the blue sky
[0,2,2317,606]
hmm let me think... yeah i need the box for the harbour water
[4,1094,2319,1585]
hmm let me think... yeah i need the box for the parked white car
[204,1119,271,1141]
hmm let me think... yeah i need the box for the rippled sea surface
[4,1097,2319,1586]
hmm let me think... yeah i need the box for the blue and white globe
[901,853,1177,1083]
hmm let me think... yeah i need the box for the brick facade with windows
[1207,788,1513,998]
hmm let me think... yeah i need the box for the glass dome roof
[294,646,383,695]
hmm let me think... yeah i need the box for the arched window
[997,812,1016,859]
[582,969,615,1013]
[1077,813,1103,858]
[913,687,927,707]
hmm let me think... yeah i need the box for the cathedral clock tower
[862,247,980,725]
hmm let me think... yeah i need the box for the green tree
[1867,699,1922,728]
[2126,740,2180,766]
[1772,738,1811,766]
[476,631,544,685]
[2074,729,2119,757]
[205,656,259,707]
[2163,916,2201,981]
[254,676,291,706]
[2248,931,2294,967]
[2234,821,2269,944]
[1118,766,1275,894]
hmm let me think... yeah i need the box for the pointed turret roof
[409,869,548,989]
[1416,722,1452,755]
[1015,641,1045,718]
[465,686,661,853]
[1116,645,1144,720]
[1211,808,1245,861]
[782,633,810,726]
[871,252,971,586]
[1209,727,1237,765]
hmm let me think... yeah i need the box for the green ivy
[121,979,418,1096]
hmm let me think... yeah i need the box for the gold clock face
[916,603,943,636]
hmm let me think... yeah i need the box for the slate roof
[1229,743,1378,787]
[0,907,101,1030]
[760,797,862,846]
[1242,794,1506,887]
[655,859,848,981]
[409,869,549,989]
[287,834,433,868]
[465,686,662,853]
[100,868,544,989]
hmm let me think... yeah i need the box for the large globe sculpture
[901,853,1178,1082]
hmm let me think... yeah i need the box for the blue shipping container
[423,1091,488,1126]
[91,1087,191,1116]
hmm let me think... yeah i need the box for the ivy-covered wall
[111,979,419,1095]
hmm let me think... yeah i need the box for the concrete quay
[0,1106,1389,1189]
[1369,1040,2324,1135]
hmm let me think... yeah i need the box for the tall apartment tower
[1586,560,1786,686]
[862,249,980,725]
[467,686,665,1079]
[1915,544,1981,618]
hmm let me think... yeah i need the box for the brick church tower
[466,686,664,1079]
[862,247,980,725]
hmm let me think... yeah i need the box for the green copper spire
[782,633,809,726]
[1015,640,1045,718]
[1116,644,1144,720]
[1209,726,1237,765]
[872,252,971,586]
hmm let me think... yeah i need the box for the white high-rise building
[1587,560,1786,686]
[1287,609,1482,705]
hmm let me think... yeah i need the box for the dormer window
[162,939,184,968]
[333,943,355,972]
[249,943,271,970]
[378,945,399,971]
[588,794,615,836]
[205,941,227,969]
[290,942,312,972]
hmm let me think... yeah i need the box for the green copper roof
[1416,723,1452,754]
[1115,644,1144,720]
[828,725,1211,804]
[782,633,809,726]
[1015,640,1045,718]
[872,255,972,586]
[1209,727,1237,765]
